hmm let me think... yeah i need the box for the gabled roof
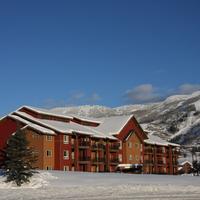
[93,115,133,135]
[180,161,192,166]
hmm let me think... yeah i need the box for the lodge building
[0,106,180,174]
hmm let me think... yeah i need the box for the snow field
[0,171,200,200]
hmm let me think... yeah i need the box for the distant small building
[178,161,193,174]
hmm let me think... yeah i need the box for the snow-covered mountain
[50,91,200,146]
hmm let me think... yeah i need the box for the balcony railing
[157,160,165,165]
[110,144,120,151]
[91,143,106,150]
[173,161,178,165]
[110,158,119,163]
[79,141,90,148]
[79,156,90,162]
[172,150,179,155]
[144,149,153,154]
[91,144,98,149]
[144,160,154,164]
[98,144,106,150]
[92,157,105,163]
[156,149,165,154]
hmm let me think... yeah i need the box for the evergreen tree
[0,128,37,186]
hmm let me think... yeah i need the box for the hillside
[50,91,200,146]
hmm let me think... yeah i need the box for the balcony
[91,144,98,150]
[98,144,106,150]
[110,158,119,165]
[156,149,165,154]
[79,156,90,163]
[157,160,165,165]
[144,148,153,154]
[92,157,105,163]
[110,144,120,152]
[144,160,154,165]
[91,143,106,151]
[79,141,90,148]
[172,150,179,155]
[173,161,178,165]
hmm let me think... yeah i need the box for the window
[71,166,75,171]
[128,142,132,148]
[46,135,52,141]
[162,147,165,153]
[63,166,69,171]
[46,166,52,170]
[64,150,69,160]
[46,150,52,157]
[129,154,132,161]
[32,133,39,139]
[118,154,122,162]
[140,144,143,152]
[63,135,69,144]
[135,155,139,161]
[163,167,166,173]
[163,157,166,164]
[135,143,139,149]
[71,152,74,160]
[119,141,122,150]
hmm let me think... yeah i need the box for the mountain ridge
[50,91,200,146]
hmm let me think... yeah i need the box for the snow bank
[0,171,57,189]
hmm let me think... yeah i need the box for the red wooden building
[0,106,180,174]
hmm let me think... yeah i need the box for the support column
[75,133,79,171]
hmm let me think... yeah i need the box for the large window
[129,154,132,161]
[64,150,69,160]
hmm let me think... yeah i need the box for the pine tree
[0,128,37,186]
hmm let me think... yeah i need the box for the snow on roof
[21,106,103,124]
[180,161,192,166]
[12,111,116,139]
[8,114,55,135]
[93,115,133,135]
[38,118,117,140]
[71,114,102,124]
[144,134,180,147]
[20,106,73,120]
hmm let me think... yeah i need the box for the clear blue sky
[0,0,200,115]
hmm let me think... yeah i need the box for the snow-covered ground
[0,171,200,200]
